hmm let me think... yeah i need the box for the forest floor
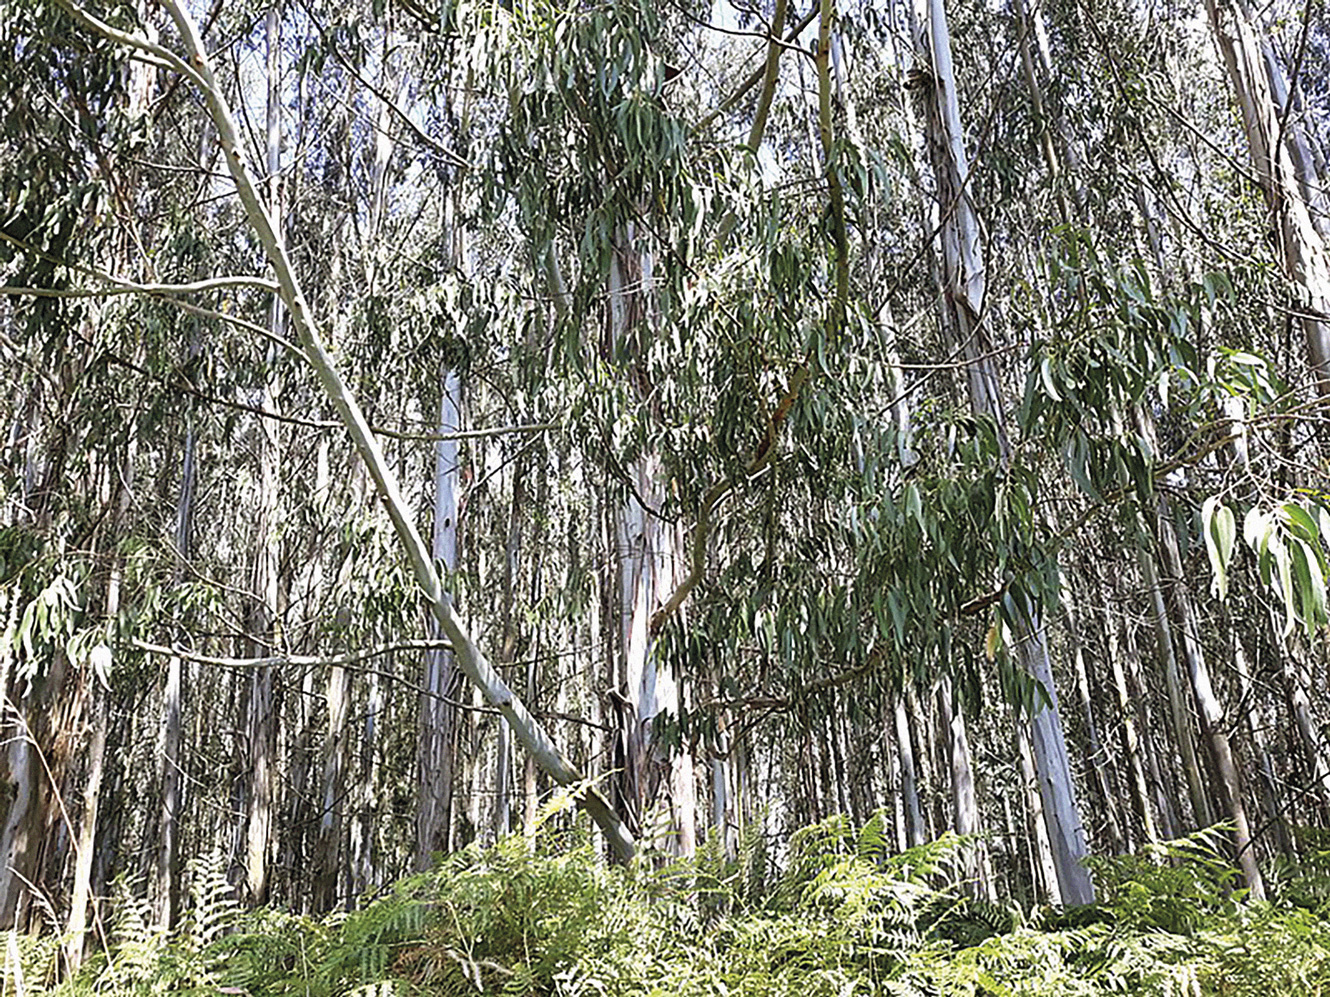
[13,816,1330,996]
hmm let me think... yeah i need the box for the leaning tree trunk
[58,0,641,860]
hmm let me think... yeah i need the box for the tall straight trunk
[1122,616,1180,840]
[893,698,925,847]
[521,459,549,839]
[608,227,693,855]
[1072,629,1123,852]
[711,714,736,857]
[918,0,1093,905]
[312,439,347,910]
[66,442,134,967]
[1108,620,1159,845]
[493,451,524,842]
[416,370,462,865]
[1149,493,1266,898]
[1016,726,1060,903]
[242,3,284,905]
[1138,544,1212,828]
[936,678,994,900]
[1235,634,1292,854]
[157,417,193,926]
[1205,0,1330,395]
[313,661,349,908]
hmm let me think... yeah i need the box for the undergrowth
[9,814,1330,996]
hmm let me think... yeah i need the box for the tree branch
[693,5,821,133]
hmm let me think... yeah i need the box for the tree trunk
[893,697,925,848]
[918,0,1094,905]
[241,4,284,906]
[608,228,694,855]
[66,436,136,967]
[1151,497,1266,898]
[1072,628,1123,852]
[1205,0,1330,395]
[1234,633,1292,854]
[416,369,462,866]
[1016,726,1059,903]
[156,416,194,926]
[1108,620,1159,845]
[936,678,994,900]
[1138,544,1212,828]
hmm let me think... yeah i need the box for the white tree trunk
[609,230,695,855]
[920,0,1094,905]
[1206,0,1330,395]
[416,370,462,865]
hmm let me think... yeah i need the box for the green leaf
[905,482,925,535]
[1272,536,1296,637]
[1202,497,1236,600]
[1281,503,1320,543]
[1292,537,1328,633]
[1243,507,1267,552]
[1039,356,1062,401]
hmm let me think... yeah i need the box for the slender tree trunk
[156,417,193,926]
[1138,545,1212,828]
[1016,727,1059,903]
[1123,616,1180,840]
[1150,494,1266,898]
[1205,0,1330,395]
[309,434,347,910]
[1234,633,1292,854]
[1279,637,1330,819]
[242,3,284,905]
[416,370,462,866]
[936,678,994,900]
[893,698,925,847]
[1072,629,1123,852]
[1109,620,1159,846]
[918,0,1094,904]
[66,436,137,967]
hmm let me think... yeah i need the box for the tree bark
[416,369,462,866]
[918,0,1094,904]
[1205,0,1330,396]
[1151,498,1266,899]
[936,678,994,900]
[608,228,694,855]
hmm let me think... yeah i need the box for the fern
[41,816,1330,997]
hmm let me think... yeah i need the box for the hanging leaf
[1290,537,1328,635]
[1271,535,1297,637]
[1202,497,1236,600]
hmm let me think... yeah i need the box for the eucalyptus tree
[10,0,1330,948]
[1205,0,1330,397]
[912,0,1094,904]
[42,0,639,874]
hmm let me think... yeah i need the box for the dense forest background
[3,0,1330,985]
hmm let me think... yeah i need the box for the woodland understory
[3,0,1330,991]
